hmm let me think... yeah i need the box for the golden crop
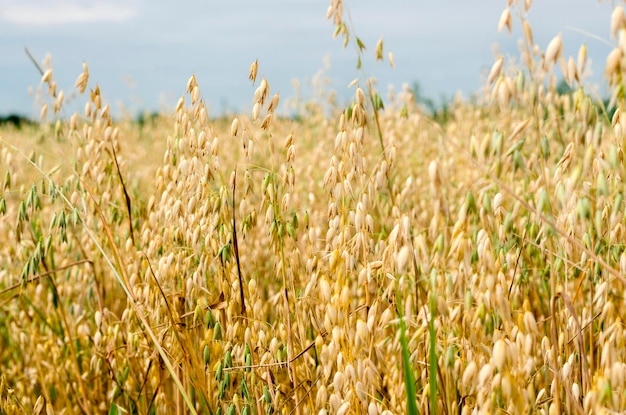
[2,1,626,414]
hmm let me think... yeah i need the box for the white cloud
[0,1,138,25]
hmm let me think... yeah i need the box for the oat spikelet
[611,5,625,38]
[498,8,512,34]
[488,57,504,85]
[578,43,587,75]
[254,78,269,104]
[41,68,53,84]
[544,33,563,67]
[267,93,280,114]
[605,47,622,78]
[231,117,240,137]
[396,245,411,273]
[249,59,258,84]
[53,91,64,113]
[523,20,534,46]
[327,0,343,25]
[492,339,507,371]
[510,118,531,140]
[74,62,89,94]
[40,103,48,121]
[566,56,578,84]
[524,0,533,13]
[375,38,383,61]
[252,102,261,121]
[495,76,511,106]
[462,361,478,389]
[186,74,197,93]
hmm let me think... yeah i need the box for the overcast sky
[0,1,615,118]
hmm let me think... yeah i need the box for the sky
[0,0,616,118]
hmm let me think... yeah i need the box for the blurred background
[0,0,614,119]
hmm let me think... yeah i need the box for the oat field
[2,1,626,414]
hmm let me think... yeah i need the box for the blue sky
[0,1,614,118]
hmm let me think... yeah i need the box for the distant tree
[410,81,451,125]
[0,114,33,129]
[556,78,574,95]
[554,79,616,123]
[410,81,437,114]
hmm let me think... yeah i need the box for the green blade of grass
[428,268,438,415]
[397,293,418,415]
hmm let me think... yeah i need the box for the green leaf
[241,378,251,401]
[263,385,271,404]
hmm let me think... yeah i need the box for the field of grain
[2,2,626,414]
